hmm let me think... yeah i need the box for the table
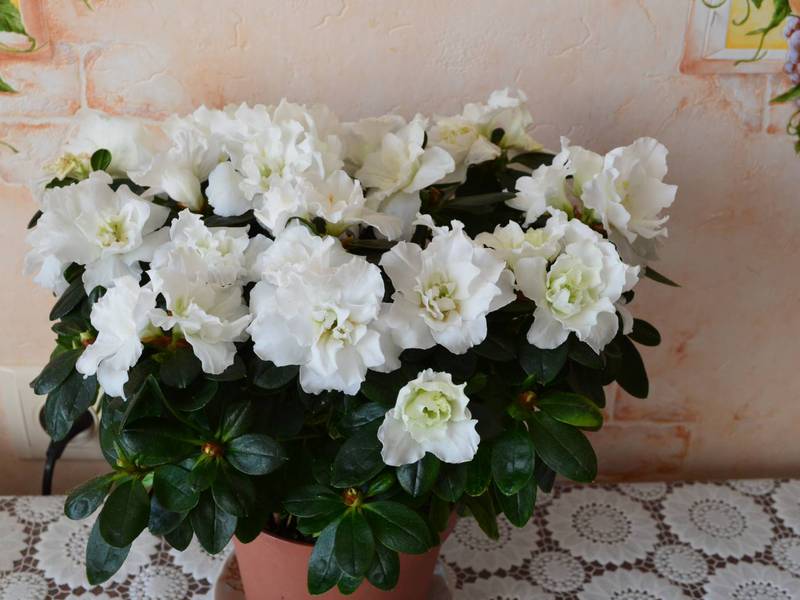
[1,479,799,599]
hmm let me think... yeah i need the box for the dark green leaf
[164,517,193,550]
[447,192,515,211]
[86,520,130,585]
[472,334,516,362]
[366,471,396,497]
[220,401,254,442]
[569,340,604,369]
[191,491,237,554]
[530,412,597,483]
[567,362,605,408]
[31,347,82,395]
[226,433,287,476]
[617,335,649,399]
[159,347,202,389]
[0,75,16,94]
[534,460,556,493]
[307,522,341,595]
[65,473,114,520]
[491,429,535,495]
[251,359,298,390]
[189,455,218,491]
[44,371,98,441]
[397,454,440,498]
[331,427,384,488]
[629,319,661,347]
[334,509,374,578]
[206,354,247,381]
[519,341,569,384]
[90,149,112,171]
[98,479,150,548]
[364,501,434,554]
[494,477,536,527]
[174,379,218,412]
[644,266,680,287]
[203,210,254,227]
[464,493,499,540]
[771,84,800,104]
[508,151,555,171]
[148,495,185,536]
[235,509,269,543]
[465,445,492,497]
[428,494,451,533]
[337,573,363,595]
[212,467,256,517]
[538,391,603,430]
[433,463,467,502]
[49,278,86,320]
[339,402,387,434]
[120,419,199,467]
[284,484,344,518]
[153,464,200,513]
[366,543,399,591]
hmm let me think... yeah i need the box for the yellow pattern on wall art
[726,0,789,50]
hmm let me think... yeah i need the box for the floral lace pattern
[2,480,800,599]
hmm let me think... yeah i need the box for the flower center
[545,257,599,319]
[97,216,130,248]
[404,390,453,429]
[314,308,356,345]
[416,275,458,322]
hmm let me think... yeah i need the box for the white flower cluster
[26,91,675,467]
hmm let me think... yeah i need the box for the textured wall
[1,0,798,493]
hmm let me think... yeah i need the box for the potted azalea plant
[25,89,677,599]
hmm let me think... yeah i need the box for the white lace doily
[3,479,800,599]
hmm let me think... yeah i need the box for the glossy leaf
[464,493,498,539]
[491,429,535,496]
[31,348,82,395]
[251,359,298,390]
[364,501,434,554]
[98,479,150,548]
[120,419,199,467]
[334,509,374,577]
[331,427,384,488]
[537,391,603,430]
[643,266,680,287]
[519,341,569,384]
[464,445,492,497]
[49,278,86,320]
[366,543,399,591]
[284,484,344,518]
[190,491,237,554]
[153,464,200,513]
[307,522,341,595]
[164,517,193,551]
[530,412,597,483]
[616,335,649,398]
[226,433,287,476]
[65,473,114,520]
[433,463,467,502]
[90,149,112,171]
[397,454,440,498]
[147,495,185,536]
[86,519,130,585]
[629,319,662,347]
[160,347,202,389]
[494,477,536,527]
[44,371,98,441]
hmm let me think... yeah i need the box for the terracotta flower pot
[234,521,454,600]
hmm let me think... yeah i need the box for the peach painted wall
[1,0,798,493]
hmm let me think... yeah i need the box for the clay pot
[234,522,454,600]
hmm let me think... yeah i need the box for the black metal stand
[38,409,94,495]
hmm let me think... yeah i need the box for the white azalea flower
[476,211,568,268]
[24,172,170,294]
[148,270,251,374]
[341,114,407,174]
[52,111,157,179]
[581,137,677,244]
[377,369,479,466]
[131,114,224,211]
[507,165,574,225]
[515,219,639,353]
[380,219,515,354]
[552,137,604,196]
[247,231,390,394]
[429,88,541,182]
[76,276,157,399]
[150,210,250,287]
[357,117,455,200]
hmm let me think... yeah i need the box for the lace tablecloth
[1,479,799,599]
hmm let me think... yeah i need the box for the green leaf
[366,543,399,591]
[235,509,268,543]
[428,494,451,533]
[538,391,603,430]
[569,340,604,369]
[534,460,556,493]
[397,454,440,498]
[567,362,606,408]
[339,402,386,434]
[90,148,112,171]
[212,466,256,517]
[284,484,345,518]
[366,471,396,497]
[49,278,86,320]
[331,427,384,488]
[120,419,199,467]
[0,0,27,35]
[206,354,247,381]
[31,347,82,395]
[491,429,535,496]
[447,192,515,211]
[472,334,516,362]
[148,495,185,536]
[617,335,649,398]
[226,433,287,476]
[364,501,435,554]
[86,519,130,585]
[251,359,298,390]
[494,477,536,527]
[644,266,680,287]
[433,463,467,502]
[507,151,555,171]
[203,210,254,228]
[334,509,375,578]
[307,522,341,595]
[464,493,499,539]
[519,341,569,384]
[159,346,202,389]
[44,371,98,441]
[629,319,661,347]
[219,401,254,442]
[530,412,597,483]
[153,464,200,513]
[465,445,492,497]
[771,85,800,104]
[65,473,114,520]
[190,491,237,554]
[0,74,16,93]
[189,455,218,491]
[174,379,218,412]
[98,479,150,548]
[164,518,193,550]
[337,573,363,595]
